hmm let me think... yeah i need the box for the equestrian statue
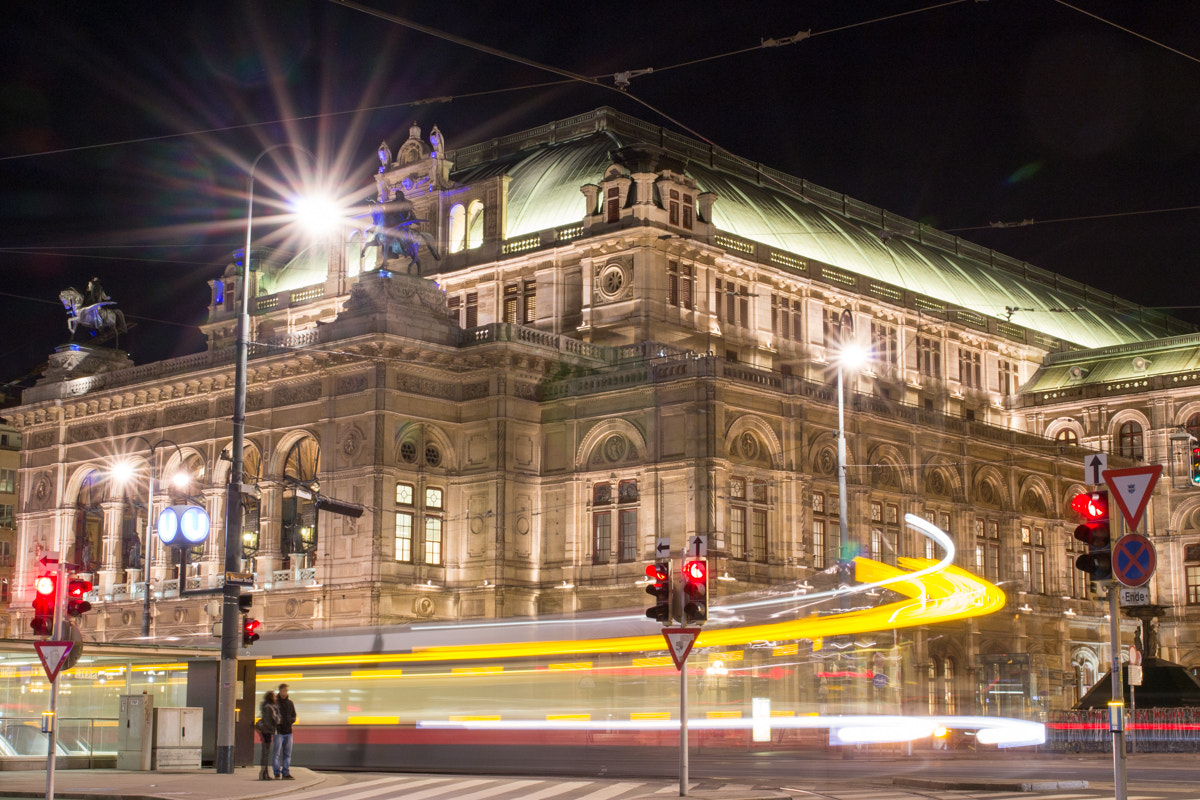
[360,190,441,274]
[59,277,127,347]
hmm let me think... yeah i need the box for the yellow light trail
[267,556,1004,668]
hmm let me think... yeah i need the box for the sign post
[662,627,700,798]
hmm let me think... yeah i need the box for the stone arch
[808,431,851,479]
[394,421,458,472]
[576,418,647,471]
[725,414,783,469]
[1018,474,1055,517]
[267,429,320,481]
[866,443,910,493]
[972,465,1010,510]
[1108,408,1151,460]
[1174,402,1200,435]
[1046,415,1085,443]
[1169,495,1200,533]
[920,455,963,502]
[213,439,264,485]
[63,462,117,506]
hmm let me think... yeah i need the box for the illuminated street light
[219,142,338,775]
[291,193,340,234]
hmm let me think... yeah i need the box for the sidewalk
[0,767,333,800]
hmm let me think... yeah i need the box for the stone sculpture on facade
[360,190,441,274]
[59,279,128,345]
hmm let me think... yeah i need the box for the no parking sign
[1112,533,1156,587]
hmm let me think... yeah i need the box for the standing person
[256,691,279,781]
[273,683,297,779]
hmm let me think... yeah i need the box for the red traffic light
[645,563,669,583]
[683,560,707,583]
[67,578,93,617]
[242,617,261,646]
[1071,491,1108,521]
[34,576,56,597]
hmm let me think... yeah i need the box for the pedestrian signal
[1072,490,1112,582]
[645,562,672,624]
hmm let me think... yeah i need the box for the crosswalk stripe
[346,777,492,800]
[508,781,593,800]
[443,779,543,800]
[574,782,646,800]
[289,775,434,800]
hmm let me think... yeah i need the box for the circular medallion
[598,263,627,301]
[516,515,530,535]
[603,434,627,463]
[414,596,435,616]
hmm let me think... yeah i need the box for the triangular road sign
[662,627,701,670]
[34,641,74,683]
[1102,465,1162,531]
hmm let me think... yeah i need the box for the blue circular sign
[1113,533,1156,587]
[872,673,888,688]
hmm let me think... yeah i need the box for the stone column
[255,483,283,582]
[202,487,225,587]
[99,501,125,597]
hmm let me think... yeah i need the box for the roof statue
[59,277,127,346]
[360,189,441,275]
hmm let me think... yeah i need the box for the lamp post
[115,437,184,638]
[835,310,865,561]
[218,143,325,774]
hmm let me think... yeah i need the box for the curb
[894,778,1089,792]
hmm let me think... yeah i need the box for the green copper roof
[1022,331,1200,393]
[448,108,1189,350]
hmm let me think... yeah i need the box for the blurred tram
[247,540,1044,771]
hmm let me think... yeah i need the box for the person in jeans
[257,691,279,781]
[272,683,297,779]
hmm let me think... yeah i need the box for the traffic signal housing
[66,578,93,617]
[645,562,672,623]
[31,574,56,637]
[682,557,709,625]
[238,593,260,646]
[1191,446,1200,486]
[1072,490,1112,582]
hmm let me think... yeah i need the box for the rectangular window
[812,519,826,569]
[606,186,619,223]
[823,308,843,345]
[871,528,883,561]
[619,509,638,562]
[447,295,462,323]
[986,543,1000,582]
[682,194,693,229]
[669,261,680,308]
[730,507,746,558]
[713,279,722,322]
[1187,564,1200,605]
[974,544,985,573]
[739,285,749,328]
[465,292,478,328]
[772,295,789,340]
[999,359,1018,395]
[871,322,898,366]
[1035,551,1046,594]
[959,349,982,389]
[503,283,519,324]
[726,283,737,324]
[918,336,941,379]
[426,487,443,510]
[1022,550,1033,592]
[592,512,611,564]
[424,516,443,565]
[0,469,14,494]
[669,189,680,226]
[395,512,413,562]
[870,501,883,523]
[752,509,767,563]
[1021,525,1031,545]
[396,483,414,505]
[523,279,537,324]
[680,263,693,309]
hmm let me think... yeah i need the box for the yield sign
[662,627,701,671]
[34,641,74,683]
[1102,465,1162,530]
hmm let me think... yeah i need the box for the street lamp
[114,437,186,638]
[835,311,866,563]
[218,143,333,775]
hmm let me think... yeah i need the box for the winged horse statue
[59,278,127,346]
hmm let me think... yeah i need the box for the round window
[400,441,417,463]
[425,444,442,467]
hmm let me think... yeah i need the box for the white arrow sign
[1085,454,1107,486]
[655,538,671,558]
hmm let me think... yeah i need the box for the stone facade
[6,108,1198,714]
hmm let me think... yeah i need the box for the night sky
[3,0,1199,397]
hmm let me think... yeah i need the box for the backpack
[255,706,278,736]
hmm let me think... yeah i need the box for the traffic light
[238,593,260,646]
[1191,446,1200,486]
[682,557,709,625]
[66,578,93,617]
[644,562,672,623]
[1072,489,1112,582]
[31,574,56,637]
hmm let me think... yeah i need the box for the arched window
[74,472,105,575]
[1055,428,1078,447]
[1186,412,1200,443]
[927,662,938,714]
[1118,421,1144,460]
[942,657,957,714]
[221,444,261,562]
[466,200,484,250]
[282,437,321,568]
[447,203,466,254]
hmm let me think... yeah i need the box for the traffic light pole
[679,659,688,797]
[45,560,66,800]
[1108,512,1129,800]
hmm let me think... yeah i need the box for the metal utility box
[151,707,203,769]
[116,694,154,770]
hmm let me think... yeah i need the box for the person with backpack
[255,690,280,780]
